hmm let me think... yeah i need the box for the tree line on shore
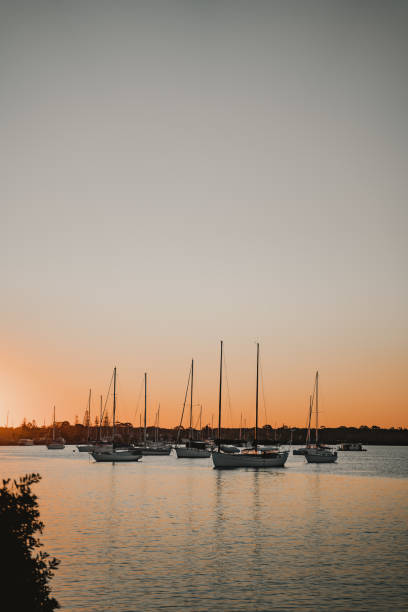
[0,421,407,445]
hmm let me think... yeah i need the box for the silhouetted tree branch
[0,473,60,611]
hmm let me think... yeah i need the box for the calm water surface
[1,446,407,611]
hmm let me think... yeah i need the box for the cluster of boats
[81,344,289,467]
[76,343,339,468]
[290,371,338,463]
[43,342,366,467]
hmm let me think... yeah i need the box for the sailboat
[212,342,289,468]
[47,406,65,449]
[293,395,313,455]
[91,367,142,463]
[132,374,172,455]
[77,389,95,452]
[175,359,211,458]
[305,371,337,463]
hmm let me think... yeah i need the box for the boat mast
[144,372,147,446]
[156,404,160,443]
[99,394,103,441]
[315,370,319,446]
[176,364,192,446]
[87,388,91,441]
[306,394,312,446]
[255,342,259,451]
[199,405,202,440]
[190,359,194,440]
[112,367,117,445]
[218,340,223,452]
[52,406,56,441]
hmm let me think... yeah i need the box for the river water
[1,445,407,611]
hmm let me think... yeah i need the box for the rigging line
[193,407,202,430]
[176,364,192,445]
[259,360,268,428]
[99,369,114,428]
[310,374,317,414]
[83,394,89,426]
[132,375,145,424]
[222,346,233,429]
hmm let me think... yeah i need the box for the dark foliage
[0,474,60,610]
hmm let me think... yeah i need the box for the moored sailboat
[77,389,95,452]
[175,360,211,458]
[293,395,313,455]
[47,406,65,449]
[91,368,142,463]
[212,342,289,469]
[131,375,172,455]
[305,371,337,464]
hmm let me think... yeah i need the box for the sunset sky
[1,1,407,429]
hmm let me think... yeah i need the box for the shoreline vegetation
[1,422,407,446]
[0,473,60,611]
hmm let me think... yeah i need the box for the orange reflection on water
[1,446,407,610]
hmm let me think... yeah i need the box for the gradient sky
[1,1,407,428]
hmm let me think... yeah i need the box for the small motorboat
[337,442,366,451]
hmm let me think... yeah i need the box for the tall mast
[315,370,319,446]
[156,404,160,443]
[87,388,91,441]
[99,394,103,441]
[144,372,147,446]
[306,394,312,446]
[199,405,202,440]
[189,359,194,440]
[176,365,192,446]
[53,406,56,441]
[218,340,223,452]
[255,342,259,451]
[112,367,117,444]
[239,412,242,440]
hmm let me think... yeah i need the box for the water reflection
[1,447,407,611]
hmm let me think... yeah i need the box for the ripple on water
[1,446,407,611]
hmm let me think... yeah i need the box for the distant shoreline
[1,424,407,446]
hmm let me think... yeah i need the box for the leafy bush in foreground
[0,473,60,610]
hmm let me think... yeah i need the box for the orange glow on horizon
[1,334,407,429]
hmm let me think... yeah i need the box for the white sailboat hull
[175,447,211,458]
[77,444,94,452]
[91,450,142,462]
[212,450,289,468]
